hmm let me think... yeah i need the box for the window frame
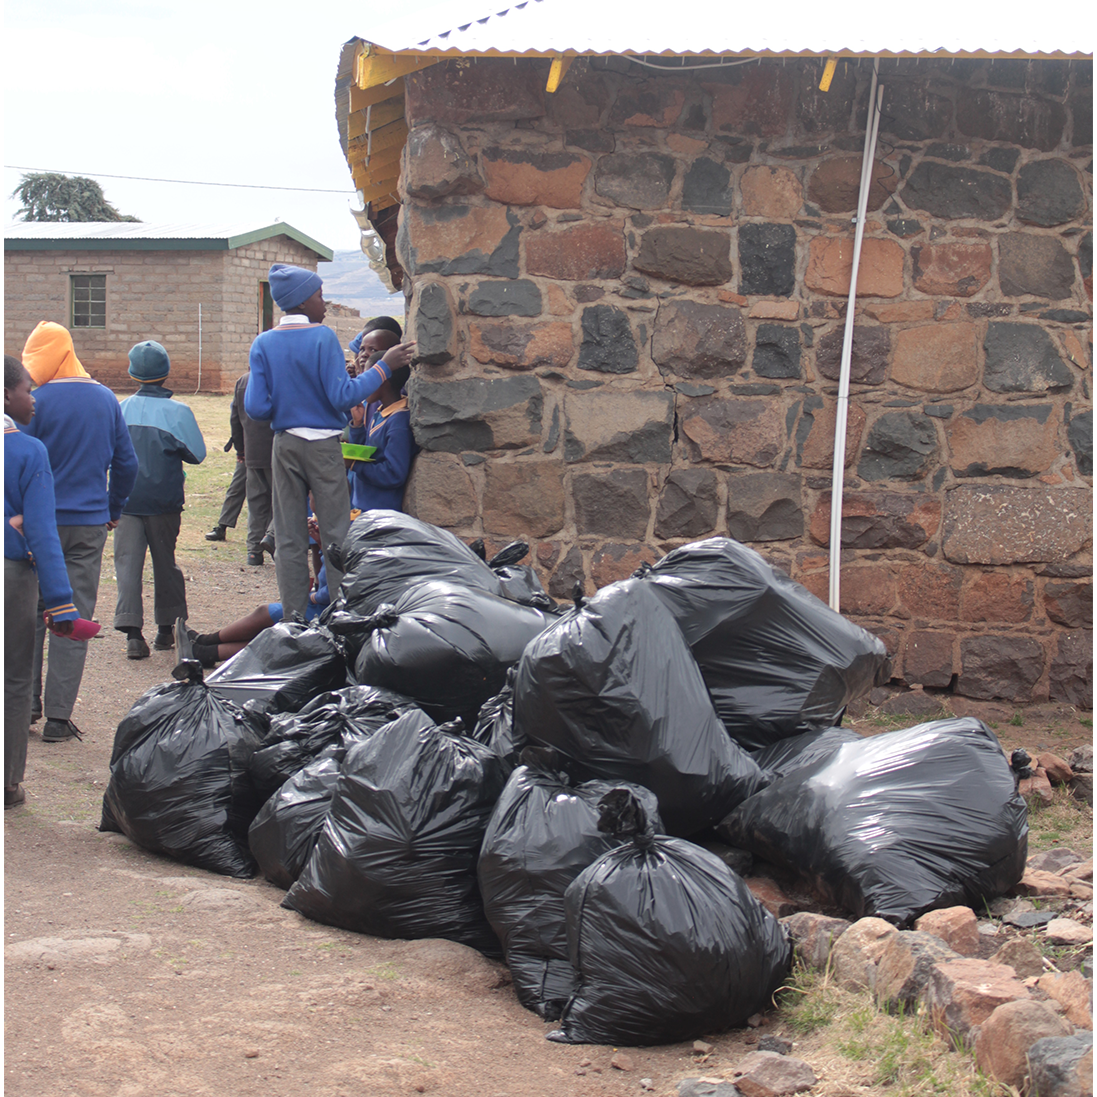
[70,273,107,329]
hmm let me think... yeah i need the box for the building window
[71,274,106,328]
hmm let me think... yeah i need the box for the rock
[525,221,626,281]
[780,912,852,970]
[693,1040,715,1055]
[829,917,900,992]
[725,472,803,542]
[804,237,904,297]
[641,1079,655,1092]
[1005,909,1057,929]
[877,688,946,718]
[577,305,638,374]
[651,299,747,381]
[948,404,1058,479]
[738,223,796,297]
[1050,632,1094,711]
[914,907,982,957]
[465,279,542,317]
[925,957,1031,1046]
[469,320,573,372]
[1069,746,1094,774]
[752,325,801,379]
[1068,411,1092,476]
[1017,159,1087,226]
[912,243,992,297]
[572,469,650,539]
[983,323,1074,394]
[611,1052,633,1071]
[880,81,952,141]
[902,162,1012,220]
[400,203,520,278]
[1044,581,1094,631]
[732,1050,816,1097]
[482,147,591,208]
[1037,754,1075,786]
[857,411,938,482]
[410,375,542,453]
[757,1036,792,1055]
[609,79,687,128]
[902,631,956,689]
[1044,919,1094,948]
[741,165,802,219]
[563,389,673,465]
[874,931,959,1013]
[798,400,867,471]
[683,157,734,216]
[974,999,1072,1089]
[677,1081,740,1097]
[593,153,676,209]
[1016,870,1074,899]
[942,485,1092,566]
[548,546,584,601]
[635,226,734,286]
[743,877,797,919]
[404,57,546,125]
[1029,849,1085,875]
[591,543,660,588]
[955,89,1068,151]
[403,454,478,528]
[402,124,483,201]
[990,937,1048,979]
[808,155,896,213]
[815,324,890,385]
[891,323,979,392]
[481,461,566,539]
[1027,1031,1094,1097]
[999,234,1077,299]
[413,281,456,364]
[1038,970,1094,1029]
[1019,770,1056,805]
[708,66,795,137]
[679,396,785,467]
[655,469,719,540]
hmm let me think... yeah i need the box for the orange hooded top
[22,322,90,385]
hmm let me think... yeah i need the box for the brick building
[3,220,334,392]
[333,9,1093,706]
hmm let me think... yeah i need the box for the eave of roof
[4,220,334,259]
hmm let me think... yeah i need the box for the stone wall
[392,54,1092,705]
[4,235,324,392]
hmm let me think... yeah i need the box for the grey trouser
[6,559,39,787]
[113,512,186,631]
[271,432,350,621]
[245,466,275,555]
[217,459,247,528]
[33,523,107,722]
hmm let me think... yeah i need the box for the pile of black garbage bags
[100,511,1029,1047]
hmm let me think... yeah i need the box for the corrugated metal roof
[370,0,1091,57]
[4,220,333,258]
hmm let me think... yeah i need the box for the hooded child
[244,264,414,621]
[5,355,80,806]
[19,322,138,743]
[113,341,206,658]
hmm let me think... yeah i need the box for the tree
[10,173,141,222]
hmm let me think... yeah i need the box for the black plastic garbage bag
[353,580,552,721]
[248,753,342,889]
[248,685,420,800]
[478,759,663,1019]
[206,622,346,715]
[549,789,790,1046]
[637,538,890,751]
[335,510,502,616]
[101,679,264,877]
[718,717,1029,926]
[469,668,526,768]
[751,726,864,780]
[283,710,508,954]
[485,540,556,611]
[514,578,767,836]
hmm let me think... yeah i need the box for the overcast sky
[3,0,491,253]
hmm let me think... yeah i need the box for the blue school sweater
[20,376,139,525]
[244,323,391,432]
[4,417,79,622]
[119,384,206,516]
[348,398,417,512]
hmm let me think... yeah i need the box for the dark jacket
[233,372,274,469]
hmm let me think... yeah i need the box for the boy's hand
[8,514,24,535]
[106,519,119,530]
[307,516,321,542]
[47,615,75,637]
[350,403,366,428]
[382,342,417,370]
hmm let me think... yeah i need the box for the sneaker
[260,534,276,558]
[205,525,227,542]
[127,633,150,659]
[246,552,264,566]
[153,627,175,650]
[42,719,83,743]
[4,784,26,809]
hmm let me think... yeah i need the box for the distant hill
[318,249,404,319]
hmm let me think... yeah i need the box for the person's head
[127,340,171,385]
[268,263,325,323]
[4,354,35,424]
[21,321,87,385]
[378,364,411,407]
[351,316,401,357]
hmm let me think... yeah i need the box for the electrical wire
[619,54,760,72]
[4,165,353,195]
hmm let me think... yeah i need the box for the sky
[3,0,493,254]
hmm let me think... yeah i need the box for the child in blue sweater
[244,264,414,621]
[5,356,80,807]
[347,363,418,513]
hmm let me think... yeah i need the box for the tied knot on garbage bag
[596,788,656,848]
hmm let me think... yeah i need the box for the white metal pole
[828,60,883,612]
[195,303,203,394]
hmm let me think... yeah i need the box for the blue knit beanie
[269,263,322,310]
[128,340,170,383]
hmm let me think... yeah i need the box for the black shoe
[4,784,26,809]
[260,535,276,558]
[247,552,264,566]
[127,633,150,659]
[153,627,175,650]
[30,704,41,724]
[42,719,83,743]
[205,525,227,542]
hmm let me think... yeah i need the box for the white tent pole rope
[828,59,883,612]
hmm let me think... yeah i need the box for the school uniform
[348,397,418,513]
[5,414,79,789]
[113,376,206,633]
[233,371,275,557]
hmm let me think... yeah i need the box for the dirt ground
[4,549,1092,1097]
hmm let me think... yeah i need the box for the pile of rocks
[1017,745,1094,807]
